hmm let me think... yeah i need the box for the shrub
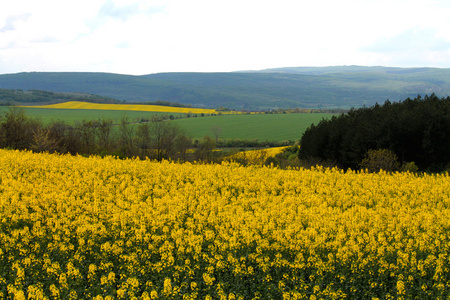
[400,161,419,173]
[359,149,400,173]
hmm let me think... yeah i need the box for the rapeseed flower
[0,149,449,298]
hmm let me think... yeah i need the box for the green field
[0,107,333,142]
[172,113,332,142]
[0,107,177,125]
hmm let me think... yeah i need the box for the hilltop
[0,66,449,110]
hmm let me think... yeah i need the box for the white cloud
[365,28,450,53]
[0,14,31,33]
[1,0,450,74]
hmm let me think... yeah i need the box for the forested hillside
[299,94,450,172]
[0,89,122,105]
[0,66,449,110]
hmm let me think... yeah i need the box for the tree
[118,116,135,157]
[195,136,216,162]
[359,149,400,173]
[47,120,71,153]
[0,106,33,149]
[30,127,58,153]
[211,126,222,143]
[174,134,192,162]
[97,118,113,153]
[149,116,183,161]
[75,120,97,154]
[136,122,151,159]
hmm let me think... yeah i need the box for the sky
[1,0,450,75]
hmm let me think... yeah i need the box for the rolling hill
[0,66,449,110]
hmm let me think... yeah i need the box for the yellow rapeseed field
[1,149,450,299]
[24,101,218,115]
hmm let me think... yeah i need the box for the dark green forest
[299,94,450,172]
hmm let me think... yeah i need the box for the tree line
[298,94,450,172]
[0,107,223,162]
[0,89,124,105]
[0,107,294,163]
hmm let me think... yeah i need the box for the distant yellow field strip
[24,101,218,114]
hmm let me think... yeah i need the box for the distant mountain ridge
[0,66,449,110]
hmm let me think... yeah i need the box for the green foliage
[359,149,400,173]
[299,94,450,172]
[265,145,302,168]
[0,88,122,105]
[400,161,419,173]
[0,106,34,149]
[195,136,216,162]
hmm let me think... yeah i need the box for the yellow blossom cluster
[227,147,287,165]
[1,149,450,299]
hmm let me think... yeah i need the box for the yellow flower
[150,290,158,299]
[1,149,450,299]
[163,278,172,296]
